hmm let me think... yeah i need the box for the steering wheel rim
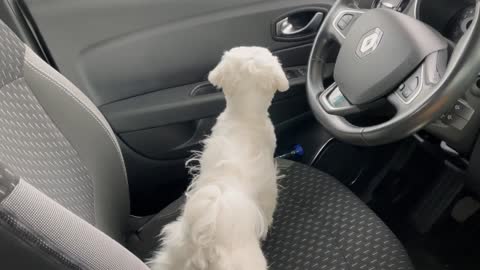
[307,0,480,146]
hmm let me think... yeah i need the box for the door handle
[275,12,324,37]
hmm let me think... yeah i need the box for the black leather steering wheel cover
[307,0,480,146]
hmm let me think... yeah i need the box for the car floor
[310,136,480,270]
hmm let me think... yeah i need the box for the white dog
[149,46,289,270]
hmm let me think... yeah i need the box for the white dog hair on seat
[149,46,289,270]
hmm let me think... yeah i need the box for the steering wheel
[307,0,480,145]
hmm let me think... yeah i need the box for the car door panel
[21,0,332,105]
[113,81,309,160]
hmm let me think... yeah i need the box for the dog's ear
[208,50,240,91]
[208,60,227,89]
[273,63,289,92]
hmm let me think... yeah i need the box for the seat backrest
[0,18,131,254]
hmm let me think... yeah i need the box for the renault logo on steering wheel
[356,28,383,58]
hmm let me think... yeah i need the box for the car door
[0,0,372,215]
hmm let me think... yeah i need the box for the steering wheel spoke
[328,9,365,45]
[319,82,363,116]
[401,0,420,19]
[387,50,449,116]
[387,64,425,113]
[324,1,365,45]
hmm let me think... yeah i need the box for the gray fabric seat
[0,21,413,270]
[263,160,413,270]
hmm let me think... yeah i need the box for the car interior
[0,0,480,269]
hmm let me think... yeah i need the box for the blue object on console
[277,144,304,159]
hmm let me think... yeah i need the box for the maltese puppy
[149,46,289,270]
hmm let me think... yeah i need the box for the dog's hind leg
[257,178,278,235]
[183,184,269,270]
[148,219,187,270]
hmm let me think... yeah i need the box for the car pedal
[410,161,465,233]
[451,196,480,223]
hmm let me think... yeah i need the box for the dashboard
[359,0,476,42]
[419,0,475,42]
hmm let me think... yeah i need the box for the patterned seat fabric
[0,18,130,243]
[0,22,96,223]
[0,20,141,269]
[263,159,413,270]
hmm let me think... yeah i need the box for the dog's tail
[183,184,268,269]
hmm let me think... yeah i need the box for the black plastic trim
[16,0,56,68]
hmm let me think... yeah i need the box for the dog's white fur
[149,46,289,270]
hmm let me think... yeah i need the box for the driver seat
[0,21,413,270]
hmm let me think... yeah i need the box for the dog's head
[208,47,289,96]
